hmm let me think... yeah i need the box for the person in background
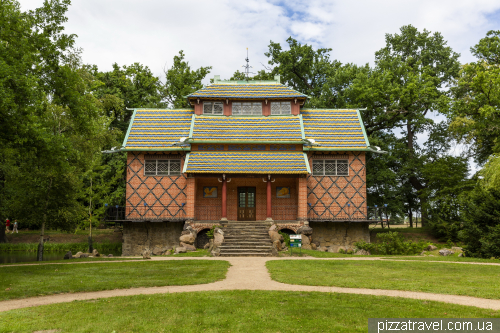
[13,220,18,234]
[5,218,10,233]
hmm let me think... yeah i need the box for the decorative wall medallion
[203,186,218,198]
[276,187,290,198]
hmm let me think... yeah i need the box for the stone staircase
[219,221,273,257]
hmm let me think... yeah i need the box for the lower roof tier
[183,151,310,174]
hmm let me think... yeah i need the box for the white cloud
[18,0,500,80]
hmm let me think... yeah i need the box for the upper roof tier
[122,108,370,151]
[187,75,307,102]
[191,115,302,142]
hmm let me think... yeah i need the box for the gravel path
[1,256,500,312]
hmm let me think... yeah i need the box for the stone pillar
[186,177,196,222]
[221,177,228,222]
[266,175,273,222]
[297,176,308,222]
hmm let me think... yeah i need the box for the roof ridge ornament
[241,48,254,82]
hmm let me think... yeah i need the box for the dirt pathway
[1,256,500,313]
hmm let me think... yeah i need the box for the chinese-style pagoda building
[119,75,374,255]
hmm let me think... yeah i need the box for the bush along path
[1,256,500,312]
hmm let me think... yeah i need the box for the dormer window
[203,102,223,115]
[271,101,291,115]
[233,102,262,115]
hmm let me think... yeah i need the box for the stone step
[223,244,271,247]
[224,233,269,236]
[220,250,272,254]
[219,253,272,257]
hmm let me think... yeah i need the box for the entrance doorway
[237,187,256,221]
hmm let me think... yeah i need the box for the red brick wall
[307,152,367,220]
[223,100,232,116]
[194,103,203,115]
[126,152,187,220]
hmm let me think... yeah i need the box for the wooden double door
[237,187,256,221]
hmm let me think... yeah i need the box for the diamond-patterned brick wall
[307,152,367,221]
[126,152,187,220]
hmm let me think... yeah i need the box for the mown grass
[267,260,500,299]
[0,241,121,253]
[0,260,230,301]
[170,249,211,257]
[1,291,498,332]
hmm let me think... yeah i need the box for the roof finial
[242,48,254,82]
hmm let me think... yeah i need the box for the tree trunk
[409,208,413,228]
[0,221,7,243]
[407,121,428,227]
[37,178,53,261]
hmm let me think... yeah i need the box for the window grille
[203,102,223,115]
[312,159,349,176]
[144,159,181,176]
[232,102,262,115]
[271,101,291,115]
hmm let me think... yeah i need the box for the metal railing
[195,205,222,221]
[307,205,372,221]
[104,205,186,221]
[272,205,298,221]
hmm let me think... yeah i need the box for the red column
[221,178,227,221]
[266,176,272,221]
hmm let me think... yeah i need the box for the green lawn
[267,260,500,299]
[0,260,229,301]
[1,291,498,332]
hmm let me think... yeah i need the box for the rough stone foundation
[122,222,183,256]
[310,222,369,251]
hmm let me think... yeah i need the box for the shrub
[206,225,222,239]
[355,231,427,255]
[459,186,500,258]
[279,231,290,246]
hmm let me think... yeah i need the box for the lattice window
[271,101,291,115]
[144,160,157,176]
[232,102,262,115]
[312,159,349,176]
[203,102,223,115]
[143,159,182,176]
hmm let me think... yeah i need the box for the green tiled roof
[191,115,302,142]
[188,83,307,100]
[122,108,370,151]
[184,151,309,174]
[123,109,192,150]
[301,109,369,149]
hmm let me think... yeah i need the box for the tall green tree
[0,0,76,243]
[445,30,500,163]
[349,25,461,224]
[163,50,211,108]
[91,62,165,134]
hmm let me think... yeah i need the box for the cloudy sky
[19,0,500,83]
[18,0,500,171]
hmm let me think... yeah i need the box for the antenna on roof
[241,48,254,82]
